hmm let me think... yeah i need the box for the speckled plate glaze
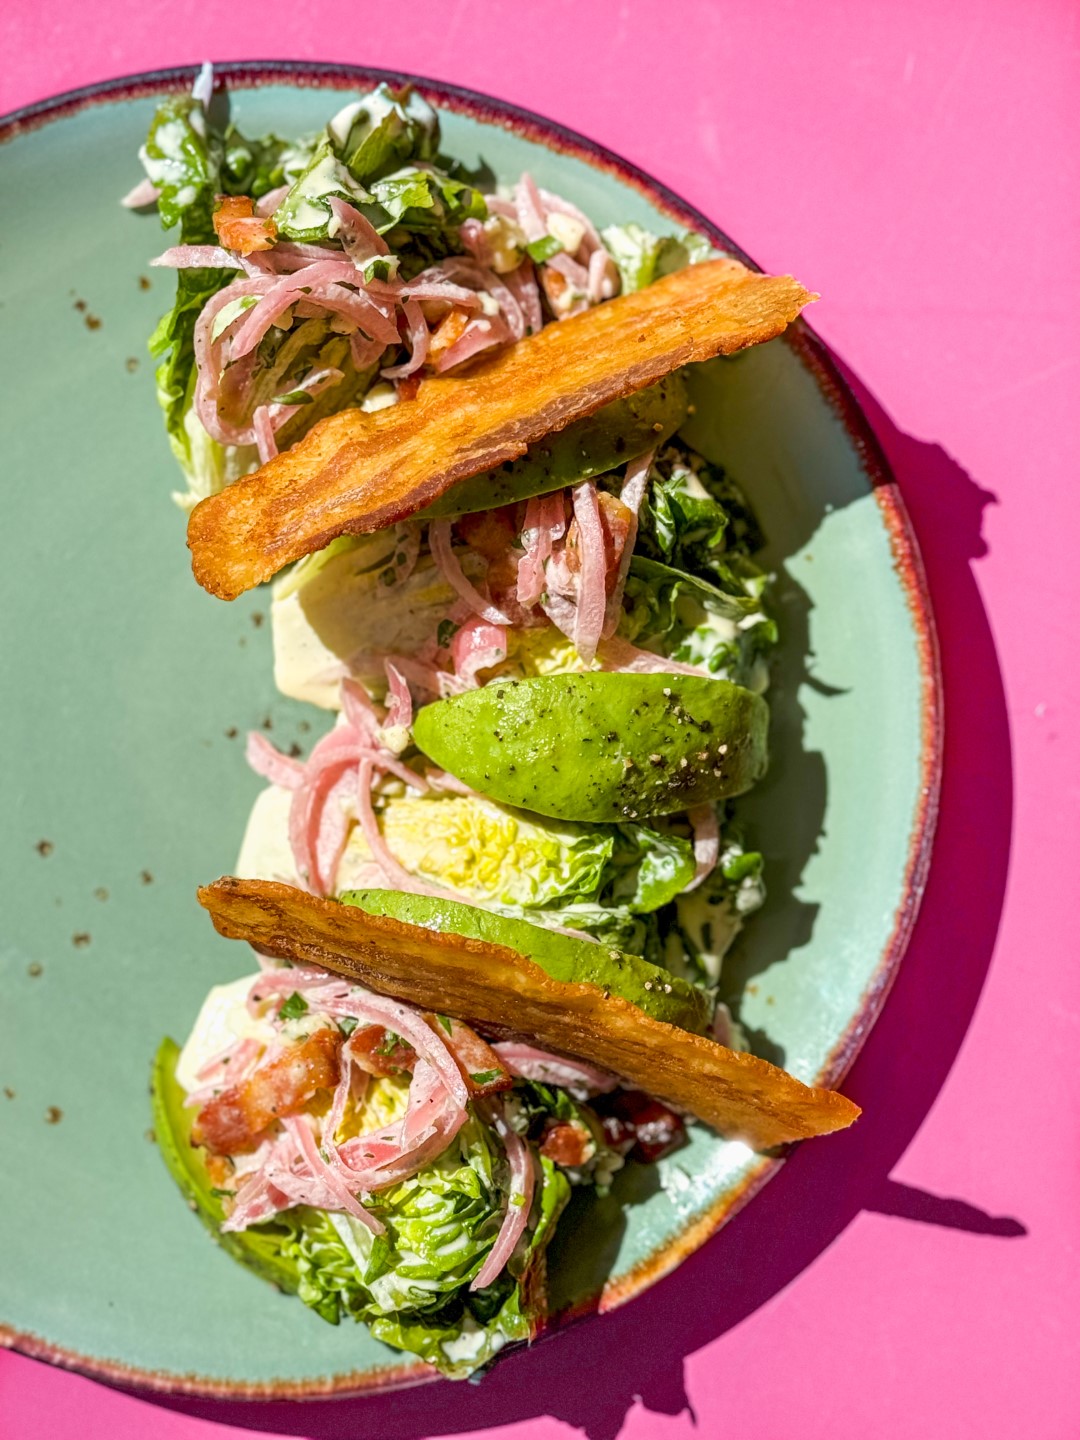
[0,63,940,1399]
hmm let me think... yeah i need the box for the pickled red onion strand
[470,1103,535,1291]
[434,314,513,372]
[428,520,513,625]
[381,298,429,379]
[282,1115,383,1232]
[326,195,390,260]
[685,804,720,891]
[383,661,413,730]
[571,481,608,665]
[451,615,508,686]
[492,1042,618,1095]
[514,173,547,242]
[602,449,654,639]
[252,405,278,464]
[150,244,241,270]
[355,757,444,897]
[340,677,385,738]
[245,731,305,789]
[122,177,161,208]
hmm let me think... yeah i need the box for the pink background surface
[2,2,1077,1437]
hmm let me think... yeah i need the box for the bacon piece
[426,1013,513,1096]
[196,878,861,1150]
[193,1028,340,1155]
[600,1091,686,1162]
[348,1023,417,1077]
[427,306,473,363]
[187,260,816,600]
[540,1119,595,1168]
[213,195,278,256]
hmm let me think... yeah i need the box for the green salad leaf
[601,221,712,294]
[152,1038,583,1380]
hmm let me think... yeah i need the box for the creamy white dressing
[359,381,399,412]
[174,972,271,1092]
[235,784,302,886]
[328,100,365,148]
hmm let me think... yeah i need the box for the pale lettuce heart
[341,793,612,908]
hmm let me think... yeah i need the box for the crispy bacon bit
[597,492,634,592]
[457,506,522,609]
[349,1023,417,1077]
[457,506,518,561]
[540,1119,595,1168]
[193,1028,340,1155]
[396,374,422,403]
[601,1090,686,1162]
[425,1013,513,1096]
[213,195,278,256]
[427,307,473,363]
[204,1153,235,1190]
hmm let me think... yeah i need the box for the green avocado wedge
[414,374,686,519]
[150,1038,301,1296]
[339,888,714,1033]
[411,673,769,823]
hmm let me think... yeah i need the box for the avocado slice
[415,374,686,519]
[411,673,769,823]
[150,1037,300,1295]
[340,888,713,1033]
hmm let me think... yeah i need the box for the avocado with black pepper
[415,374,686,519]
[411,673,769,823]
[340,888,713,1033]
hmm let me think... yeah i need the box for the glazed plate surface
[0,65,939,1397]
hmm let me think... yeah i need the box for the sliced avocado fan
[415,374,686,519]
[341,889,713,1034]
[411,673,769,823]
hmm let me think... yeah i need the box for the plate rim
[0,59,942,1400]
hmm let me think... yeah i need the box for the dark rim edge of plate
[0,60,943,1400]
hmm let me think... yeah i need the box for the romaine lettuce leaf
[371,794,614,908]
[154,1038,580,1381]
[275,1110,570,1378]
[601,221,712,294]
[272,83,481,246]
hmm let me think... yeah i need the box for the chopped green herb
[436,618,459,648]
[279,991,309,1020]
[271,388,315,406]
[210,1186,234,1199]
[338,1016,359,1037]
[510,1191,526,1207]
[436,1013,453,1035]
[469,1069,503,1087]
[525,235,564,264]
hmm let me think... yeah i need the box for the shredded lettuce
[271,84,483,248]
[623,447,778,689]
[265,1110,573,1379]
[601,221,712,294]
[154,1038,580,1380]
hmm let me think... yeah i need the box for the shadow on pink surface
[136,363,1018,1440]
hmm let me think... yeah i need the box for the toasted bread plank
[197,877,858,1151]
[187,259,815,600]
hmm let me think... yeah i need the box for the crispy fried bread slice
[188,259,815,600]
[197,877,858,1150]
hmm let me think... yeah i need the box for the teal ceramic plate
[0,64,940,1398]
